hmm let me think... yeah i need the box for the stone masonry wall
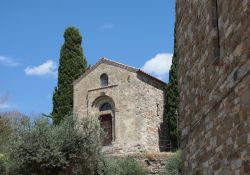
[176,0,250,174]
[135,73,166,152]
[109,152,174,174]
[73,60,166,153]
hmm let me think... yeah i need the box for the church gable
[74,59,138,92]
[73,57,137,86]
[73,57,166,89]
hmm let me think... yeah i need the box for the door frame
[99,114,113,146]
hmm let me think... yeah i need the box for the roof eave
[137,69,166,85]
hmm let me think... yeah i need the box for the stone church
[73,58,168,153]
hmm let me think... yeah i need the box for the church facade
[73,58,168,153]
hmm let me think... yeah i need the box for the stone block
[176,0,249,174]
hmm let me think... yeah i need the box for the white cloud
[0,55,21,67]
[24,60,57,76]
[101,23,114,29]
[142,53,173,80]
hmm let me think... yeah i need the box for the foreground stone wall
[110,152,174,174]
[176,0,250,174]
[73,59,166,153]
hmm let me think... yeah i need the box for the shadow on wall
[136,73,171,151]
[158,87,171,152]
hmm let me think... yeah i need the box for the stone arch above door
[91,95,115,145]
[92,95,115,110]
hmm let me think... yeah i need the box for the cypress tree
[52,27,87,124]
[166,25,180,149]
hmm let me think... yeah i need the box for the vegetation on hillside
[0,116,11,145]
[0,114,149,175]
[163,150,182,175]
[101,157,147,175]
[1,115,102,175]
[165,25,180,149]
[52,26,88,124]
[0,112,28,147]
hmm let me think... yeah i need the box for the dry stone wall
[109,152,174,174]
[176,0,250,174]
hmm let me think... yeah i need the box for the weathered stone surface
[176,0,250,174]
[73,58,169,153]
[109,152,174,174]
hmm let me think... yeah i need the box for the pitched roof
[73,57,166,85]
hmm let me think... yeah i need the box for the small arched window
[99,103,112,111]
[100,73,108,87]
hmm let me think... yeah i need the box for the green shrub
[101,157,147,175]
[163,150,182,175]
[1,114,149,175]
[0,153,6,174]
[3,115,102,175]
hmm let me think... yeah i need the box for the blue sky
[0,0,175,114]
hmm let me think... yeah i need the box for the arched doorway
[99,114,112,146]
[92,96,115,146]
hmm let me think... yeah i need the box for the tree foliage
[3,115,102,175]
[52,27,88,124]
[0,111,27,147]
[1,114,149,175]
[165,25,180,149]
[0,117,11,146]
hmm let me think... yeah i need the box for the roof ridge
[73,57,166,85]
[101,57,139,71]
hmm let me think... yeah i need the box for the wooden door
[100,114,112,146]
